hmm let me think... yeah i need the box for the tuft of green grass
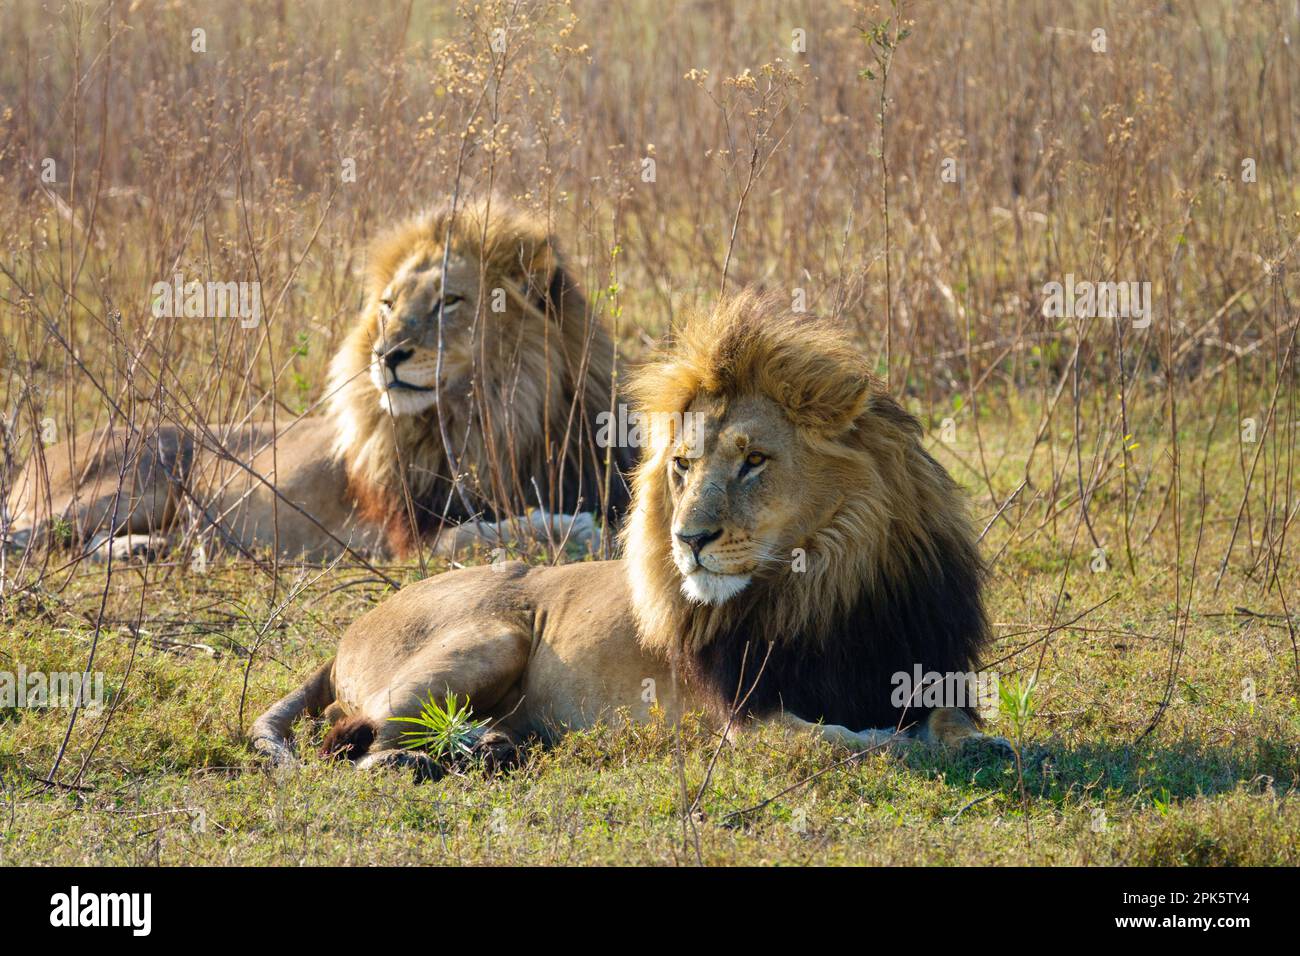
[999,675,1037,744]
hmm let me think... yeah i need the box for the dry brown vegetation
[0,0,1297,865]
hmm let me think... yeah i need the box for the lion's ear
[771,356,872,434]
[793,377,871,433]
[538,262,579,317]
[543,264,574,312]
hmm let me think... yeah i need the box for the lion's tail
[249,658,336,766]
[319,715,376,761]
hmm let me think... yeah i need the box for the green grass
[1,393,1296,865]
[2,419,1297,866]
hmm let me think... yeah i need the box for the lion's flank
[622,291,990,730]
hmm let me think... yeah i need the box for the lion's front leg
[917,707,1014,756]
[761,712,905,753]
[429,510,599,558]
[86,532,171,564]
[763,710,1012,758]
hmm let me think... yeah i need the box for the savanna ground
[1,0,1298,865]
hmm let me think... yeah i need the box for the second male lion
[4,197,629,563]
[252,292,1005,775]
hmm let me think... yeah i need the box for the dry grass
[0,0,1297,865]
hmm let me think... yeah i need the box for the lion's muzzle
[369,344,441,415]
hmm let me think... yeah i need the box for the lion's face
[368,251,482,417]
[328,198,623,547]
[665,393,816,606]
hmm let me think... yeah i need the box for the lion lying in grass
[251,292,1005,774]
[3,197,628,563]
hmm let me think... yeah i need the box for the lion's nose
[675,528,722,561]
[378,347,414,371]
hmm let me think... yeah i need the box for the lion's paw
[88,533,169,564]
[961,733,1016,760]
[466,728,521,771]
[849,727,905,753]
[355,749,442,783]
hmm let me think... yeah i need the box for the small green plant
[998,674,1037,743]
[997,674,1037,848]
[49,516,74,548]
[1153,787,1173,817]
[388,691,487,763]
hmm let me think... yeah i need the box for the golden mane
[622,292,987,722]
[326,197,626,553]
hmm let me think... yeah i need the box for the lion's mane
[326,197,628,553]
[622,292,989,730]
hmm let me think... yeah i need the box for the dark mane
[679,522,989,731]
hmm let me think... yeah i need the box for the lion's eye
[673,456,691,473]
[431,294,462,318]
[379,297,394,311]
[744,451,768,469]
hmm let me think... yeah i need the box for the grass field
[2,404,1297,866]
[1,0,1298,866]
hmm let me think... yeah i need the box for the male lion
[3,197,628,563]
[251,292,1003,774]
